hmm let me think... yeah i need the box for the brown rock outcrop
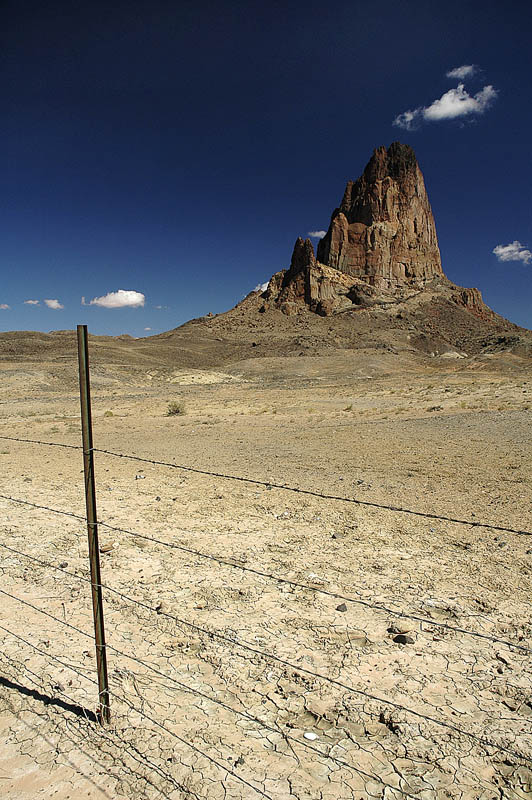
[316,142,443,289]
[268,258,369,317]
[267,236,380,316]
[260,142,511,331]
[285,237,316,279]
[451,287,492,320]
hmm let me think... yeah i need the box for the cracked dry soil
[1,354,531,799]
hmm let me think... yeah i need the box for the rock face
[316,142,443,289]
[260,142,507,327]
[269,242,365,317]
[451,287,491,319]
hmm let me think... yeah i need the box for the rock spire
[316,142,443,289]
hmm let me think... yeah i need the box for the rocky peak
[286,236,316,279]
[317,142,443,289]
[260,142,502,327]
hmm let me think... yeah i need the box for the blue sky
[2,0,531,336]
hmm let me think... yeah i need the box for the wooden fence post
[77,324,111,724]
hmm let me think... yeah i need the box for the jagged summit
[260,142,488,319]
[316,142,443,289]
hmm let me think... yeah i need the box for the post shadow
[0,675,98,722]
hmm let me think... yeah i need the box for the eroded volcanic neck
[316,142,443,290]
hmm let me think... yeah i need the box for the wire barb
[0,434,529,535]
[1,510,531,654]
[2,563,529,766]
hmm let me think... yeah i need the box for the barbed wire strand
[95,518,532,653]
[2,522,531,656]
[0,586,427,798]
[111,692,276,800]
[0,621,273,800]
[0,493,86,522]
[2,553,526,763]
[0,623,97,685]
[0,435,529,535]
[2,630,508,800]
[0,435,81,450]
[0,646,201,798]
[97,583,532,764]
[93,446,532,535]
[0,588,98,643]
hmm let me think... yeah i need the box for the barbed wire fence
[1,326,531,798]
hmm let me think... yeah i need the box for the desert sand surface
[1,350,532,799]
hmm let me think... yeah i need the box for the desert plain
[0,343,531,800]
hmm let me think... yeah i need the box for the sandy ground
[1,353,532,799]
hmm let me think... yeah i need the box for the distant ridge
[0,143,531,369]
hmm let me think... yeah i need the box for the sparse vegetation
[166,400,186,416]
[104,410,114,417]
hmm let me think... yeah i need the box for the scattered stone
[135,474,145,480]
[155,496,161,501]
[393,634,415,645]
[336,602,347,612]
[99,543,114,553]
[306,572,327,586]
[59,561,68,569]
[388,621,413,635]
[496,652,510,666]
[303,731,318,741]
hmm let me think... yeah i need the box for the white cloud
[44,299,64,310]
[446,64,476,80]
[308,230,327,238]
[144,327,152,331]
[253,282,269,293]
[393,69,497,130]
[88,289,145,308]
[0,303,10,310]
[423,83,497,121]
[393,109,422,131]
[493,241,532,265]
[24,299,40,305]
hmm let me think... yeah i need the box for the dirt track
[1,354,532,799]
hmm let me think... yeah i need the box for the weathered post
[77,324,110,724]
